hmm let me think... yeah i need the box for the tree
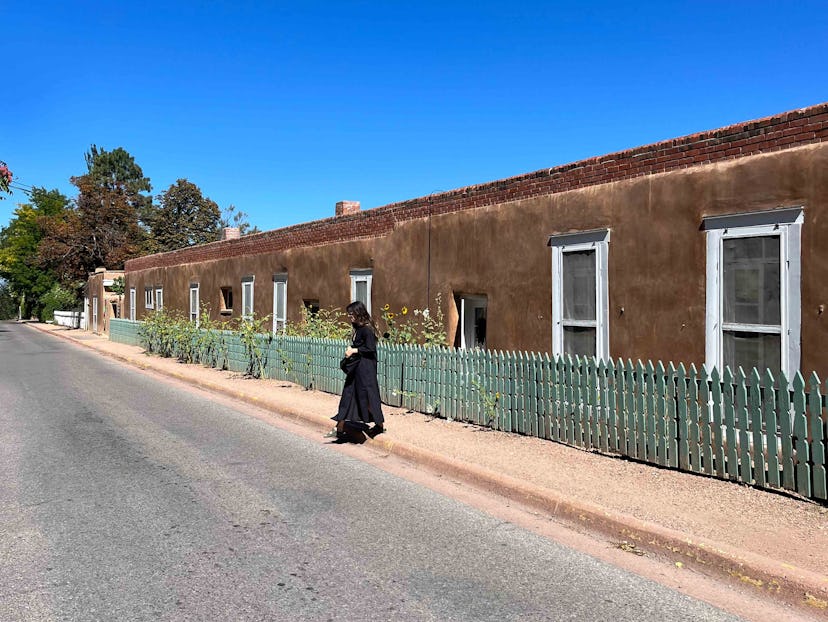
[38,175,145,284]
[221,204,261,236]
[0,280,18,320]
[38,147,150,285]
[84,145,156,249]
[152,179,222,251]
[0,188,70,318]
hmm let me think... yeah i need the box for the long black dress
[333,324,385,427]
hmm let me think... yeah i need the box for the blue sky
[3,1,827,232]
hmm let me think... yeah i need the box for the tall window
[704,208,802,377]
[273,274,287,332]
[549,229,610,360]
[155,287,163,311]
[189,283,200,325]
[350,269,373,313]
[129,288,136,321]
[241,276,254,320]
[144,287,154,309]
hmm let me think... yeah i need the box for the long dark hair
[346,300,378,336]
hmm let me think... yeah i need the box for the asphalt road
[0,322,744,621]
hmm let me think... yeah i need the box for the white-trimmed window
[144,287,154,309]
[456,294,487,349]
[155,287,163,311]
[704,208,802,377]
[350,269,373,313]
[189,283,200,325]
[129,288,136,321]
[241,276,255,320]
[548,229,610,360]
[273,273,287,332]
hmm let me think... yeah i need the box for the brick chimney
[335,201,360,217]
[221,227,241,240]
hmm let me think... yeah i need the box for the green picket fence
[110,319,828,502]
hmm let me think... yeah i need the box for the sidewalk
[31,323,828,618]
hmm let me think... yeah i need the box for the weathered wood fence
[110,319,828,502]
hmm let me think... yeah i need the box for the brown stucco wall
[124,104,828,377]
[85,269,123,335]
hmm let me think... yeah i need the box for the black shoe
[367,425,385,438]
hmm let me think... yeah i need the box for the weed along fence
[110,318,828,502]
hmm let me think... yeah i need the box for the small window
[241,276,254,320]
[548,229,610,360]
[350,269,372,314]
[273,274,288,332]
[189,284,200,325]
[220,287,233,315]
[129,288,136,321]
[144,287,154,309]
[304,299,320,317]
[455,294,487,349]
[155,287,163,311]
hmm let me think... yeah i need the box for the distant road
[0,322,740,621]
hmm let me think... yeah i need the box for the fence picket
[749,369,765,487]
[764,370,780,488]
[808,373,827,500]
[688,364,701,473]
[792,373,811,497]
[777,371,794,491]
[645,361,656,462]
[700,365,713,475]
[655,362,667,466]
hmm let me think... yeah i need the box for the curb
[31,324,828,618]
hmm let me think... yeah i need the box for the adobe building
[124,103,828,379]
[84,268,124,335]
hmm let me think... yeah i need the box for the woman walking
[327,301,385,440]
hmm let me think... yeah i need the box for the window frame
[129,288,136,321]
[548,229,610,361]
[272,273,288,333]
[144,287,154,309]
[456,294,488,350]
[241,276,255,321]
[704,207,802,377]
[155,287,163,311]
[350,269,373,314]
[189,283,200,326]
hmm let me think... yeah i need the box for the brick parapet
[126,103,828,272]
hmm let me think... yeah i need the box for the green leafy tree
[152,179,222,251]
[0,188,70,318]
[0,280,18,319]
[221,204,261,236]
[38,148,149,284]
[85,145,154,231]
[39,283,80,321]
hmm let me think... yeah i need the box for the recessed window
[144,287,154,309]
[220,287,233,315]
[548,229,610,360]
[455,294,487,349]
[350,269,372,314]
[704,208,802,377]
[129,288,136,321]
[189,283,200,325]
[303,299,320,317]
[273,274,287,332]
[155,287,163,311]
[241,276,254,320]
